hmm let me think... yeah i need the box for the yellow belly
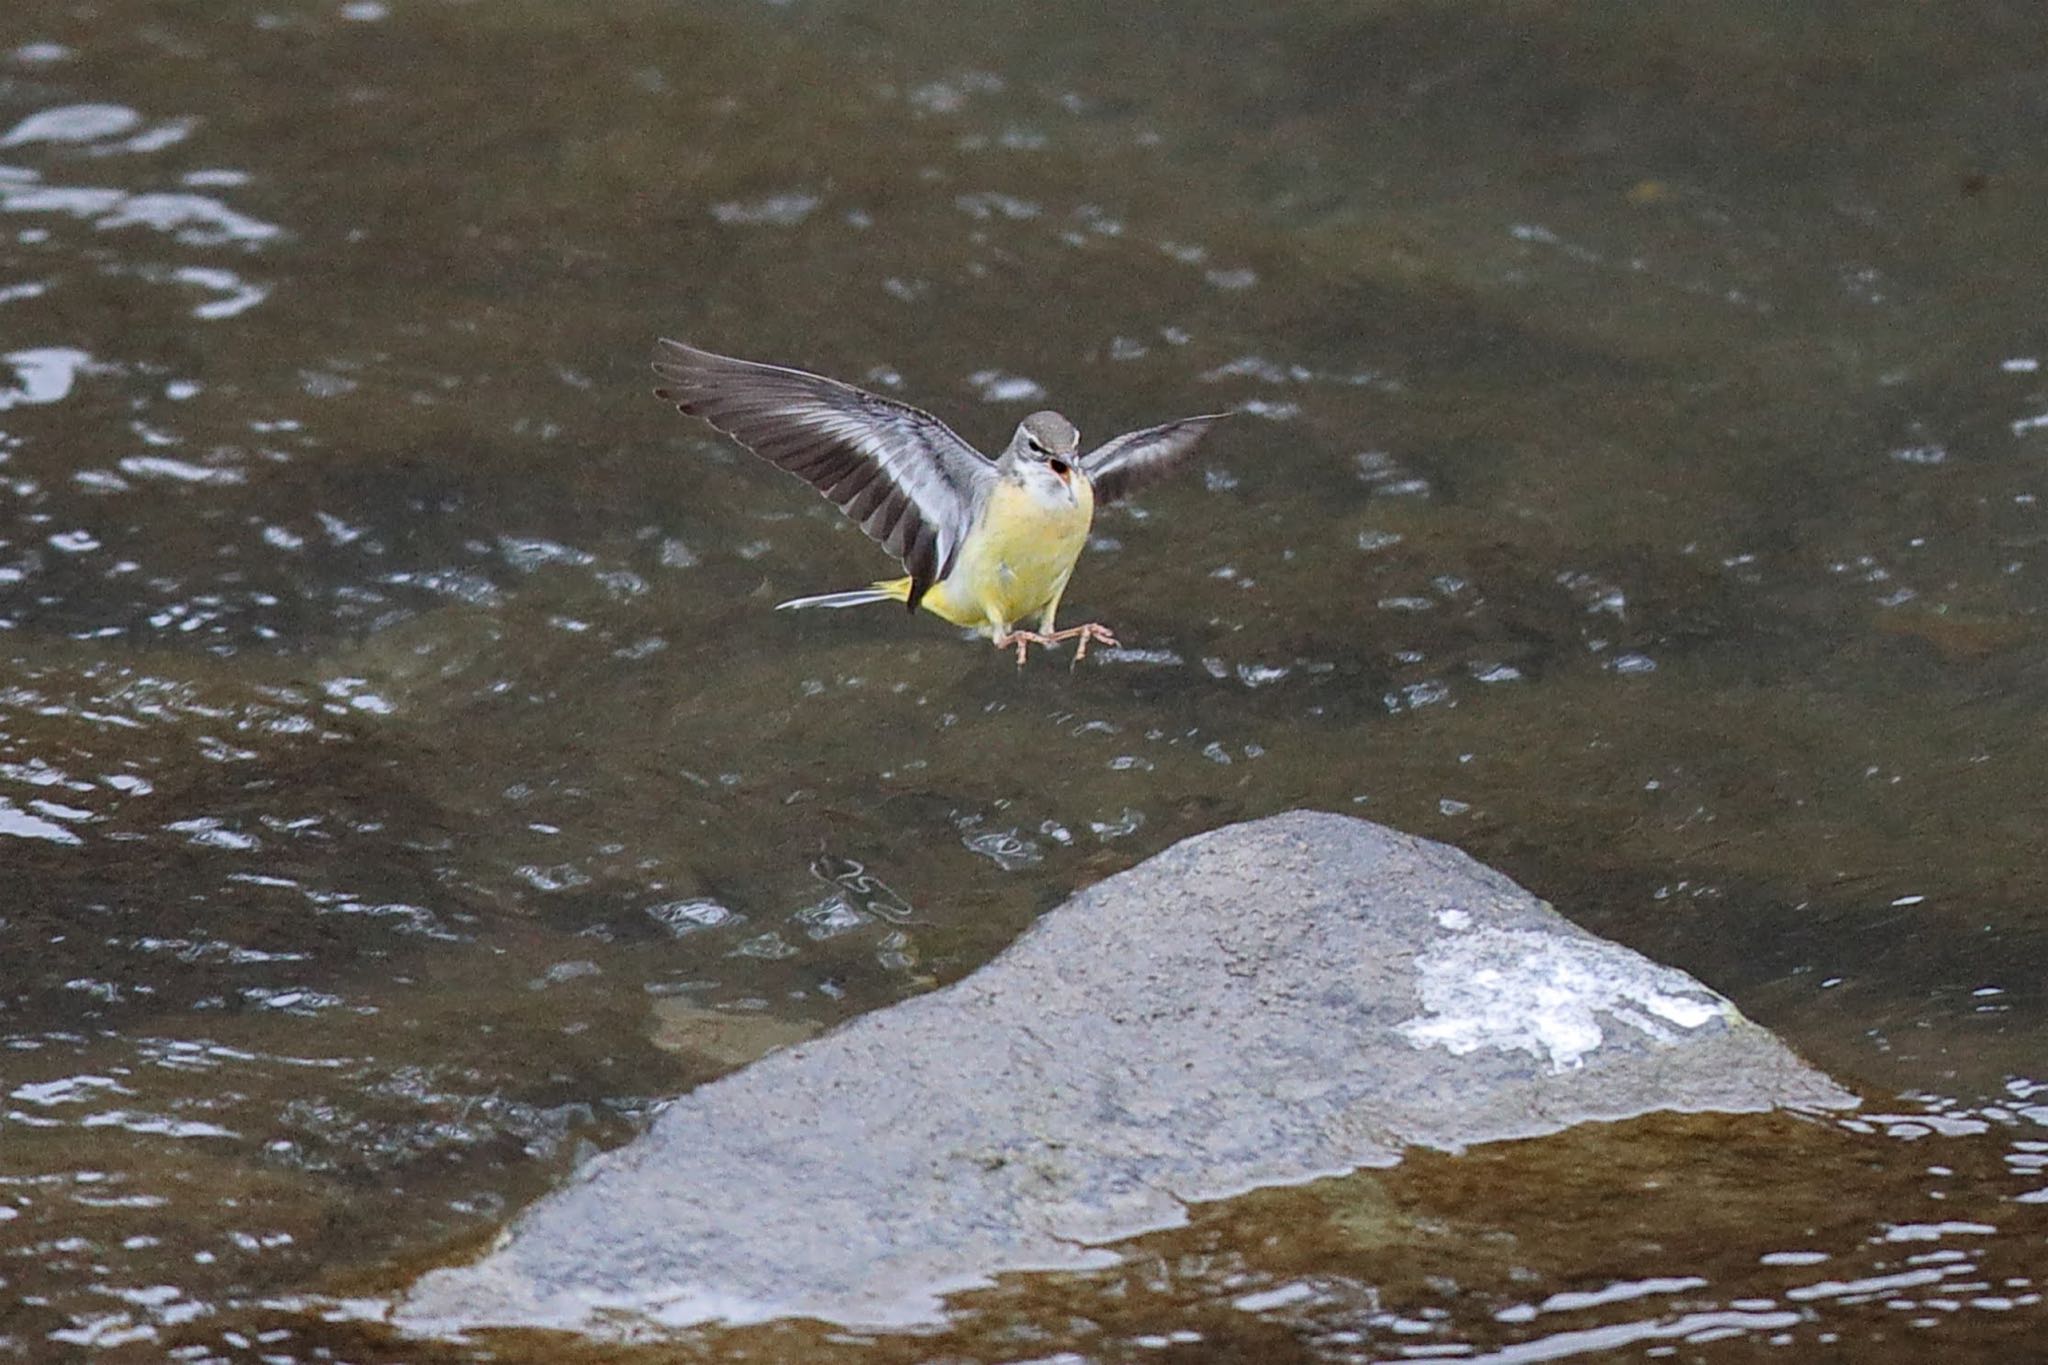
[915,477,1094,634]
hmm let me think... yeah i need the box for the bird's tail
[774,578,913,612]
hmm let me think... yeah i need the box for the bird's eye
[1026,437,1045,454]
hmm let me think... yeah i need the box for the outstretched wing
[652,339,994,607]
[1080,413,1230,505]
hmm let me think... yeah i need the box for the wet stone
[397,811,1853,1337]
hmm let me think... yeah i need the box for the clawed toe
[1064,622,1118,662]
[993,628,1053,667]
[993,623,1119,667]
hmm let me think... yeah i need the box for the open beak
[1048,457,1072,483]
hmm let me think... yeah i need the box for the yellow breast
[921,473,1095,632]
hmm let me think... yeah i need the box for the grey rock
[397,811,1854,1336]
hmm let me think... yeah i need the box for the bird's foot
[993,628,1053,667]
[993,623,1119,667]
[1040,621,1119,663]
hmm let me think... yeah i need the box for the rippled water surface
[3,0,2046,1359]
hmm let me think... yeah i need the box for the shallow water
[2,0,2045,1359]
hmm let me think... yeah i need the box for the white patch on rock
[1397,927,1729,1072]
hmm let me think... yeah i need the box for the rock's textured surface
[399,812,1853,1335]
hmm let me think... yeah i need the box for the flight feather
[651,340,993,607]
[1080,413,1230,505]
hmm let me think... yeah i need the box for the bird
[650,339,1228,664]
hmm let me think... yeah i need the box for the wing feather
[652,340,993,604]
[1079,413,1231,505]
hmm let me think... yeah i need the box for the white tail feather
[775,588,896,611]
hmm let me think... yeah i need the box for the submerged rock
[397,811,1853,1336]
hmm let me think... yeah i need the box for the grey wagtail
[652,340,1227,664]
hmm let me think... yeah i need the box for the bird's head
[1013,411,1081,469]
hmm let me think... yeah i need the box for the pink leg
[993,623,1119,666]
[1039,622,1119,662]
[992,627,1050,666]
